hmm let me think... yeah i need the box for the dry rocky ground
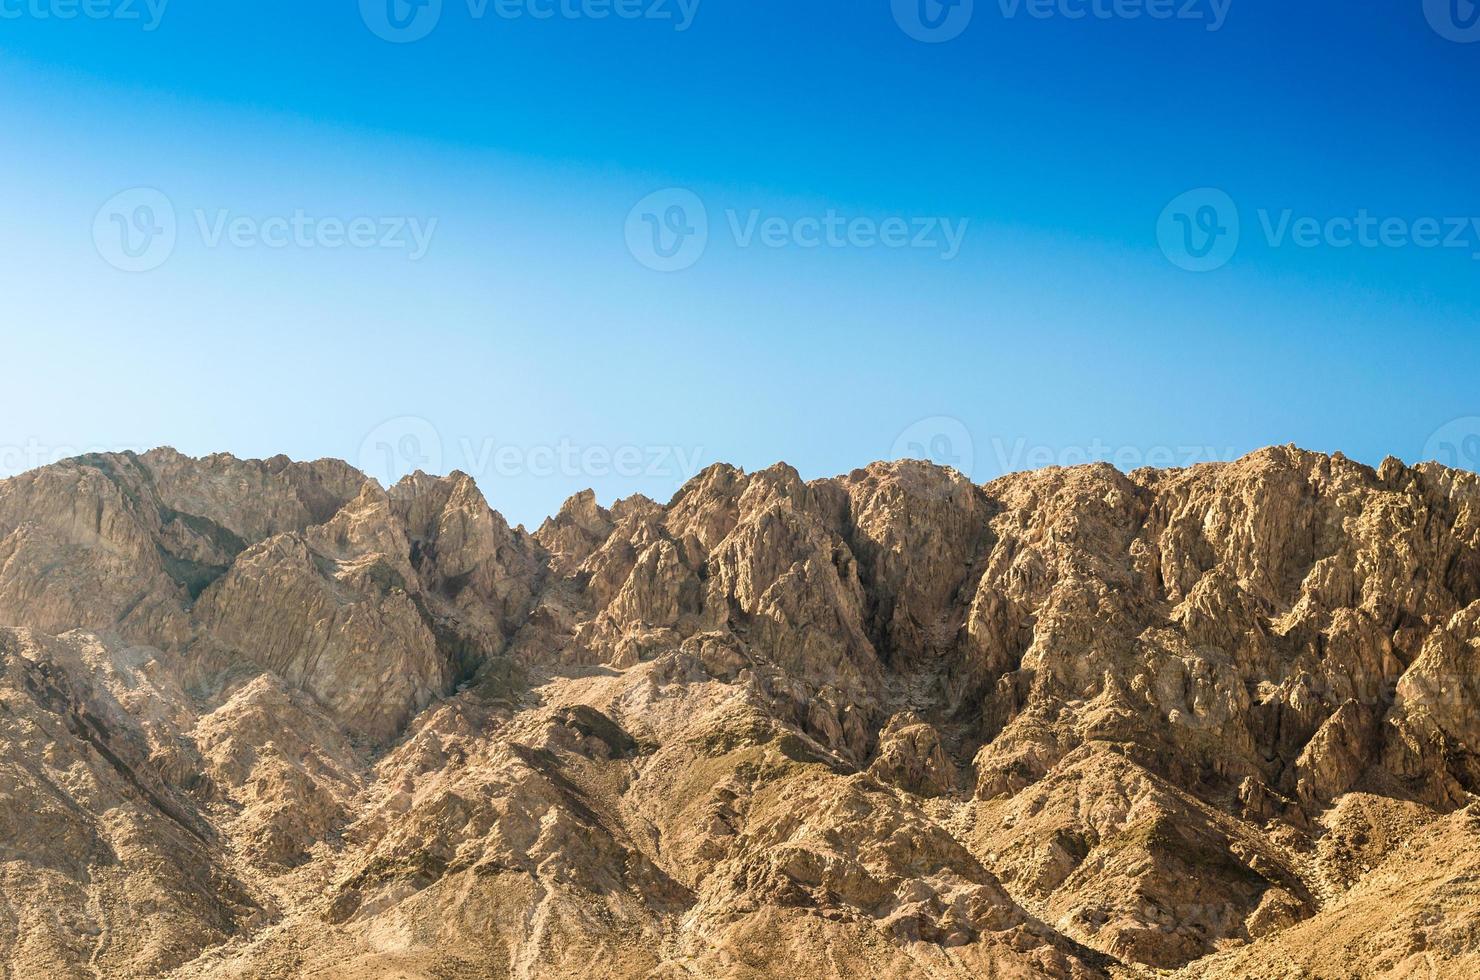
[0,446,1478,978]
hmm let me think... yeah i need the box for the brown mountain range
[1,446,1478,978]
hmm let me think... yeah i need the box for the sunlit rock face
[1,446,1478,978]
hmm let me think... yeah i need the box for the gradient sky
[2,0,1478,527]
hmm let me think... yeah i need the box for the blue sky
[2,0,1478,526]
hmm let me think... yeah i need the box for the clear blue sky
[2,0,1477,527]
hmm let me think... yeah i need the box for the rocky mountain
[1,445,1478,978]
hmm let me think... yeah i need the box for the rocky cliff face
[1,446,1477,978]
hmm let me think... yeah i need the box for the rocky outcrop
[193,673,367,869]
[868,711,958,796]
[0,628,258,977]
[193,484,448,742]
[0,455,195,647]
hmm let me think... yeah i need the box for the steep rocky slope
[0,446,1477,978]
